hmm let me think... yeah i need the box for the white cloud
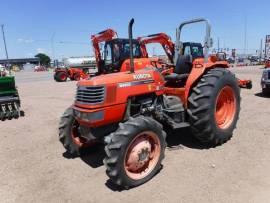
[17,38,34,43]
[36,48,46,54]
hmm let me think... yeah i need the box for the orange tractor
[59,18,241,188]
[54,67,89,82]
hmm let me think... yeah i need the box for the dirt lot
[1,66,270,203]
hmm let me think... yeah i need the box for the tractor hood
[74,68,165,110]
[78,68,163,87]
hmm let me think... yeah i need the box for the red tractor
[54,67,89,82]
[59,18,241,188]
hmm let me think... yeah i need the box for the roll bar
[174,18,213,63]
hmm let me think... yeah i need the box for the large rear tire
[188,68,240,146]
[104,116,166,188]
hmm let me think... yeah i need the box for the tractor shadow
[62,143,106,168]
[254,92,270,98]
[63,127,210,169]
[165,127,209,150]
[80,144,106,168]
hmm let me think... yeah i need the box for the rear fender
[184,60,228,106]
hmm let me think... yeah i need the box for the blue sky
[0,0,269,59]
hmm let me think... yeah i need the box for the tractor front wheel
[188,68,240,146]
[59,107,90,157]
[104,116,166,188]
[54,71,68,82]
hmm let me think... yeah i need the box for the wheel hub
[138,148,150,162]
[124,131,161,180]
[126,138,151,172]
[215,86,236,129]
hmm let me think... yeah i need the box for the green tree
[35,53,51,66]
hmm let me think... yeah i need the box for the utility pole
[1,24,9,60]
[51,32,55,65]
[260,38,263,62]
[244,15,247,57]
[217,37,220,52]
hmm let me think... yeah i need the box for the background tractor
[0,68,23,121]
[54,67,90,82]
[59,18,241,188]
[139,34,252,89]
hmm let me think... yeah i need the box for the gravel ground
[1,66,270,203]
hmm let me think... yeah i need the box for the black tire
[262,88,270,96]
[104,116,166,188]
[246,82,252,89]
[187,68,240,146]
[59,107,81,157]
[54,71,68,82]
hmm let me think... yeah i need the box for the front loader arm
[138,33,175,64]
[91,29,118,71]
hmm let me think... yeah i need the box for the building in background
[0,58,40,71]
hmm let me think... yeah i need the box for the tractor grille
[76,86,105,104]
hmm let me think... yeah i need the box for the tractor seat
[165,54,192,82]
[164,73,189,81]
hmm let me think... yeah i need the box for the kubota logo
[133,73,151,80]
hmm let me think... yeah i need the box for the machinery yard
[1,66,269,202]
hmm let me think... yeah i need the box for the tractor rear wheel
[188,68,240,146]
[104,116,166,188]
[59,107,89,157]
[54,71,68,82]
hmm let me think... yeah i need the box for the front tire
[54,71,68,82]
[104,116,166,188]
[59,107,89,157]
[188,68,240,146]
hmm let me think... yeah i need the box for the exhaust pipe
[128,18,135,73]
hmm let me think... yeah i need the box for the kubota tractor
[0,69,23,121]
[59,18,241,188]
[54,67,89,82]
